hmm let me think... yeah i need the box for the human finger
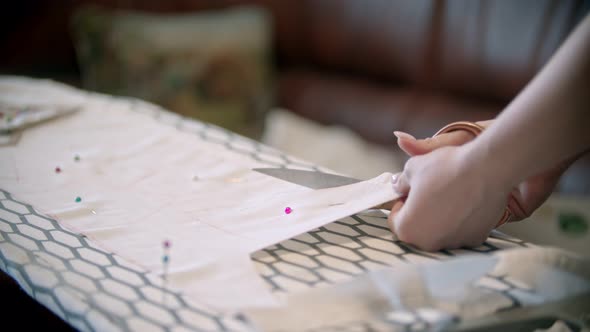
[389,193,442,251]
[395,130,474,156]
[391,171,410,196]
[387,198,405,232]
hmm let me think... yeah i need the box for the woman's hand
[388,143,510,251]
[389,121,571,251]
[388,14,590,251]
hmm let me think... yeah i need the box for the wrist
[459,139,518,194]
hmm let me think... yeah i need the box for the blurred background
[1,0,589,249]
[2,0,590,190]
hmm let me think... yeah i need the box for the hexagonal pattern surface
[252,213,528,301]
[0,189,242,331]
[0,97,328,331]
[0,93,534,331]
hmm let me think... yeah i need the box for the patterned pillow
[71,5,273,139]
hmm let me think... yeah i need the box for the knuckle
[394,219,428,247]
[395,227,413,244]
[391,213,410,241]
[395,220,443,251]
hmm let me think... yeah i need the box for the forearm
[468,15,590,188]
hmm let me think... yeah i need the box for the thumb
[391,172,410,196]
[395,130,474,156]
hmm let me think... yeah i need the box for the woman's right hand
[394,120,570,223]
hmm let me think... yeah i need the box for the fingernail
[393,131,416,140]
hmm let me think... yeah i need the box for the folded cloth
[244,247,590,331]
[0,77,83,145]
[0,104,79,132]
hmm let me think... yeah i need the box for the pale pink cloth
[0,77,399,310]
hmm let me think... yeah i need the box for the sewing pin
[162,239,171,304]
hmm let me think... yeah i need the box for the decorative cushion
[71,5,273,139]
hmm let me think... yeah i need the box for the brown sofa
[2,0,589,193]
[268,0,590,193]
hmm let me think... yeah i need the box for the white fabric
[0,77,399,310]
